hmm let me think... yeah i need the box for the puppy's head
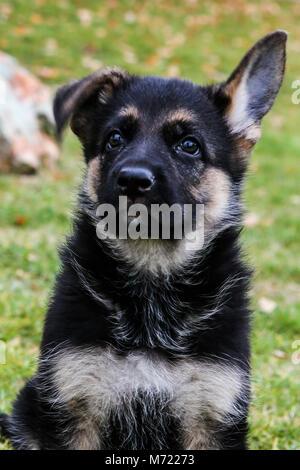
[54,31,286,266]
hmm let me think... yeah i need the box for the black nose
[117,166,155,197]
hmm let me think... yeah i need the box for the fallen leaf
[157,46,172,60]
[13,25,32,37]
[147,55,159,67]
[95,28,106,38]
[106,0,118,7]
[27,253,38,262]
[249,161,259,172]
[138,12,150,25]
[202,62,217,77]
[82,44,97,54]
[16,269,25,278]
[77,8,92,27]
[166,65,180,77]
[168,33,185,48]
[262,217,274,227]
[14,215,27,226]
[272,349,288,359]
[36,66,59,79]
[29,346,39,355]
[290,195,300,205]
[9,337,21,347]
[284,166,297,174]
[31,282,40,291]
[258,297,277,313]
[51,171,65,181]
[244,213,259,228]
[124,11,136,24]
[81,56,102,71]
[185,15,217,27]
[270,115,284,130]
[108,18,117,29]
[0,38,8,48]
[123,49,137,65]
[44,38,58,56]
[30,13,43,24]
[0,3,12,20]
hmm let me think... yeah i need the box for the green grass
[0,0,300,450]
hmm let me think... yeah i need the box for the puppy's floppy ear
[53,67,131,139]
[211,30,287,145]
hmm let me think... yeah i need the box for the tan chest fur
[49,347,245,449]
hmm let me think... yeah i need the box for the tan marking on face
[232,125,261,171]
[234,125,261,153]
[191,168,231,227]
[87,157,100,202]
[119,104,139,120]
[164,108,197,125]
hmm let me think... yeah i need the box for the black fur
[1,31,286,450]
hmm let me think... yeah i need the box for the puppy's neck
[77,185,242,279]
[70,210,243,287]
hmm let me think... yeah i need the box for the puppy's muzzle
[117,166,155,200]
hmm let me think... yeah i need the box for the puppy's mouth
[96,198,196,242]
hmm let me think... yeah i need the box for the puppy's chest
[110,289,196,351]
[51,347,243,426]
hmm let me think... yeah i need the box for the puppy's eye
[105,131,125,151]
[179,138,200,156]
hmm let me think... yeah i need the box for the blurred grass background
[0,0,299,450]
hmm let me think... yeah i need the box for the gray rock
[0,51,59,173]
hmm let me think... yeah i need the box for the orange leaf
[36,66,59,79]
[14,215,27,226]
[146,55,159,67]
[272,349,288,359]
[31,13,43,24]
[13,25,32,37]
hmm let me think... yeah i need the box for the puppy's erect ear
[211,30,287,146]
[53,67,131,139]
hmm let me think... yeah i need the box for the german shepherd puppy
[0,31,286,450]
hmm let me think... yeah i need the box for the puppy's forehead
[113,76,204,127]
[117,103,198,128]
